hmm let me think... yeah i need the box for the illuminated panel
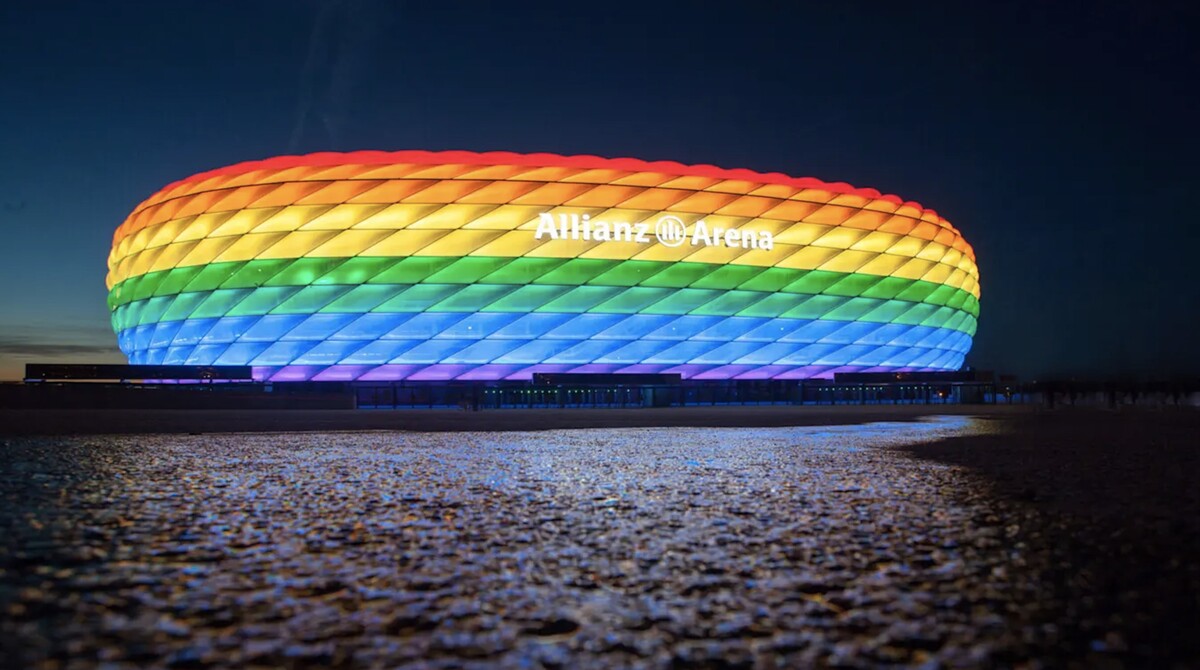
[107,151,980,381]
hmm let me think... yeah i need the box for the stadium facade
[106,151,980,382]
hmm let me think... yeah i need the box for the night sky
[1,0,1197,380]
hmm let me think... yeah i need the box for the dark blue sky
[1,0,1197,380]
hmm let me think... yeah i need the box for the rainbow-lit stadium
[106,151,980,382]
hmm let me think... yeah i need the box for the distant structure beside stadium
[105,151,980,382]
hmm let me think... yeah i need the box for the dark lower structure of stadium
[6,364,1002,410]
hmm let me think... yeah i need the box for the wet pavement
[0,415,1196,668]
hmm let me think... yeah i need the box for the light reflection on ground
[2,416,1051,668]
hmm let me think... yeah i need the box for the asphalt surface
[1,411,1196,668]
[0,404,1025,436]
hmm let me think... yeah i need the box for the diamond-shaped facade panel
[107,151,980,381]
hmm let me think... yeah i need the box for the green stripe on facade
[110,256,980,319]
[110,283,979,337]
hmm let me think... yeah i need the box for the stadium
[105,151,980,383]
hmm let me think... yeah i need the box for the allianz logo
[535,212,775,250]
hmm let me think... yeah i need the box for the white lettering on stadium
[535,213,774,251]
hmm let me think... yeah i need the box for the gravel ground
[0,412,1196,668]
[903,410,1200,667]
